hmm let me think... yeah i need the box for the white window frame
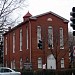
[61,58,65,68]
[26,27,28,49]
[13,32,15,53]
[38,57,42,69]
[20,29,22,51]
[48,26,53,49]
[5,37,7,55]
[60,27,64,49]
[37,26,41,48]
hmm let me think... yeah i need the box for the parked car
[0,67,21,75]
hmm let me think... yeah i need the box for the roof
[23,11,32,18]
[3,21,27,35]
[3,11,69,36]
[31,11,69,22]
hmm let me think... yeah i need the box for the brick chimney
[8,27,11,31]
[23,11,32,21]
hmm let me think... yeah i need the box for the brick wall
[4,12,69,70]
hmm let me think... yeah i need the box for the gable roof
[3,11,69,36]
[31,11,69,22]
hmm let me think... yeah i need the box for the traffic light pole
[70,7,75,36]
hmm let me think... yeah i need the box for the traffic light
[38,40,43,49]
[70,7,75,36]
[0,41,3,50]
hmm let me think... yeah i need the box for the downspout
[29,20,31,63]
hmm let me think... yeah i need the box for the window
[13,32,15,53]
[6,61,7,67]
[20,58,23,69]
[60,27,64,49]
[26,27,28,49]
[11,61,13,69]
[11,59,15,69]
[20,29,22,51]
[13,59,15,69]
[38,57,42,69]
[5,37,7,55]
[48,26,53,48]
[61,58,64,68]
[0,68,12,73]
[3,69,12,72]
[37,26,41,47]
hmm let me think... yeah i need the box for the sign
[24,63,32,70]
[73,46,75,56]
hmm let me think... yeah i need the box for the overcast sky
[15,0,75,31]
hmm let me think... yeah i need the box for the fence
[21,68,75,75]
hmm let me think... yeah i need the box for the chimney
[8,27,11,31]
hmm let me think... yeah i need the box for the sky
[15,0,75,31]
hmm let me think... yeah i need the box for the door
[47,54,56,69]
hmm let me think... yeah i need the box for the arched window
[5,37,7,55]
[48,26,53,48]
[26,26,28,49]
[13,32,15,53]
[37,26,41,48]
[20,28,22,51]
[60,27,64,49]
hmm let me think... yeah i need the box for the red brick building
[3,11,69,70]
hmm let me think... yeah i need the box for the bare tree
[0,0,28,30]
[0,0,28,66]
[68,31,75,68]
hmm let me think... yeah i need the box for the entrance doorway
[47,54,56,69]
